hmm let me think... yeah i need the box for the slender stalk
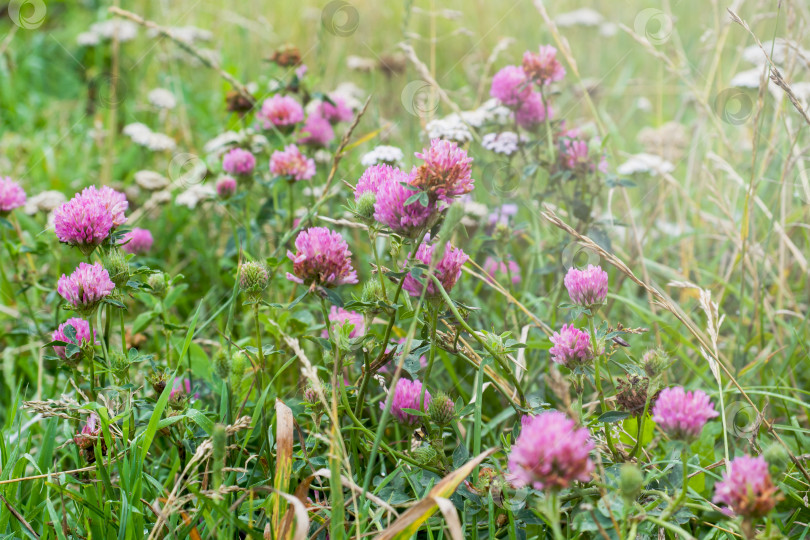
[545,492,565,540]
[419,304,439,412]
[589,314,617,455]
[87,315,97,399]
[661,449,689,521]
[429,275,527,407]
[287,180,295,230]
[253,303,264,392]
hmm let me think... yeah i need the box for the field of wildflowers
[0,0,809,538]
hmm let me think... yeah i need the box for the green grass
[0,0,809,538]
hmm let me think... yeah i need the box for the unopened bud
[239,261,269,300]
[619,464,643,502]
[104,248,130,288]
[428,392,456,426]
[356,191,377,221]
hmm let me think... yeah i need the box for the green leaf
[598,411,631,423]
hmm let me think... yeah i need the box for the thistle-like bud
[104,247,130,289]
[356,191,377,221]
[428,392,456,426]
[303,383,320,406]
[239,261,269,300]
[642,348,669,378]
[412,444,438,465]
[230,351,247,385]
[147,272,168,298]
[214,349,231,380]
[619,464,643,502]
[763,443,789,475]
[149,370,170,395]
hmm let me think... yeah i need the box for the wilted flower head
[298,114,335,147]
[74,413,101,450]
[216,176,237,199]
[616,374,656,417]
[374,167,434,236]
[651,386,718,441]
[714,455,779,519]
[257,95,305,129]
[522,45,566,85]
[52,317,97,360]
[57,262,115,314]
[53,192,114,255]
[382,378,431,428]
[81,186,128,228]
[322,306,365,338]
[270,144,316,181]
[549,324,593,367]
[286,227,358,287]
[411,139,474,203]
[0,177,26,215]
[239,261,269,299]
[402,239,469,297]
[222,148,256,176]
[314,94,353,124]
[515,92,552,129]
[483,257,521,285]
[490,65,531,106]
[508,411,595,491]
[120,228,153,255]
[564,264,608,308]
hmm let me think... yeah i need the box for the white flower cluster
[360,145,405,167]
[123,123,177,152]
[148,88,177,110]
[616,153,675,176]
[77,19,138,46]
[482,132,520,155]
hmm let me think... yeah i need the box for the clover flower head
[258,95,305,129]
[490,65,531,106]
[286,227,358,287]
[222,148,256,176]
[549,324,594,367]
[651,386,718,440]
[57,262,115,314]
[0,177,26,215]
[564,264,608,308]
[270,144,316,181]
[522,45,566,85]
[508,411,595,491]
[402,239,468,297]
[713,455,779,519]
[120,228,153,255]
[381,378,431,428]
[411,139,474,203]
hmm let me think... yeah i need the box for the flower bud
[239,261,269,300]
[214,349,231,380]
[412,444,438,465]
[230,351,247,384]
[147,272,168,298]
[104,248,130,288]
[476,467,497,492]
[642,348,669,378]
[619,464,643,502]
[428,392,456,426]
[356,191,377,221]
[616,374,653,417]
[763,443,789,475]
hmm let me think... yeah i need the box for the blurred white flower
[89,20,138,42]
[314,150,332,164]
[554,8,604,27]
[617,153,675,176]
[76,32,100,47]
[425,114,473,142]
[148,88,177,110]
[346,56,377,72]
[360,145,405,167]
[24,190,66,215]
[123,123,176,152]
[134,170,170,191]
[176,184,215,209]
[482,132,520,155]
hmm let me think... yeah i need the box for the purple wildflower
[286,227,358,287]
